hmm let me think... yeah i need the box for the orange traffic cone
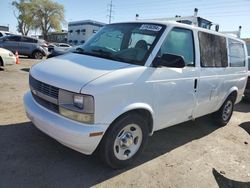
[15,51,20,64]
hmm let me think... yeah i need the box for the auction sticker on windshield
[140,24,162,32]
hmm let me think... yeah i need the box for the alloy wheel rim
[35,52,43,59]
[113,124,143,160]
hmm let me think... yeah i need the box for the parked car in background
[48,43,72,53]
[0,35,49,59]
[244,57,250,101]
[243,44,250,101]
[0,31,13,37]
[47,44,75,58]
[0,47,16,66]
[24,21,248,168]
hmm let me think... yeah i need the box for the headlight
[58,89,94,124]
[73,94,84,109]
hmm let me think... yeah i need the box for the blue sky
[0,0,250,38]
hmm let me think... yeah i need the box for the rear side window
[246,44,250,56]
[5,36,21,42]
[199,32,228,67]
[158,27,195,66]
[228,39,245,67]
[248,58,250,70]
[21,37,37,43]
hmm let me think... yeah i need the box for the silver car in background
[0,35,49,59]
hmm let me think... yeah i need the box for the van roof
[111,20,245,44]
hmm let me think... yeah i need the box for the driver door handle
[194,79,198,92]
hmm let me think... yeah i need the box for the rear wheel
[244,95,250,102]
[99,114,149,169]
[0,57,3,66]
[213,95,235,126]
[32,51,43,59]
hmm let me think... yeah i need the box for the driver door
[149,27,198,130]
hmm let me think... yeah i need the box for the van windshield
[75,23,165,66]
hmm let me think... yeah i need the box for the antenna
[194,8,198,17]
[135,14,139,20]
[107,0,114,24]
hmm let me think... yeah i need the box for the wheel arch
[219,87,238,109]
[105,103,155,136]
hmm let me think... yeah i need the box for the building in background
[67,20,105,45]
[47,30,68,43]
[0,25,9,31]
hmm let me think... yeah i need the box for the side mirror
[153,53,185,68]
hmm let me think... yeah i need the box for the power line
[107,0,115,24]
[118,0,250,9]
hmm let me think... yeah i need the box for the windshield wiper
[73,47,86,55]
[73,48,137,64]
[92,49,112,56]
[91,49,119,61]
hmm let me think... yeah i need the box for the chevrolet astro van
[24,21,248,168]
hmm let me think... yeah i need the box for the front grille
[32,93,59,113]
[29,75,59,113]
[29,75,59,99]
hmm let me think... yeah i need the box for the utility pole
[107,0,114,24]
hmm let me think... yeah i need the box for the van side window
[228,39,245,67]
[199,32,228,67]
[158,28,195,66]
[21,37,37,43]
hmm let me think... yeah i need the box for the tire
[99,113,149,169]
[32,51,43,59]
[213,95,235,126]
[244,95,250,103]
[0,57,3,66]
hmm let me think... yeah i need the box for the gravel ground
[0,58,249,188]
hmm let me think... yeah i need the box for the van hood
[30,53,131,92]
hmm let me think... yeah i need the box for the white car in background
[48,43,72,52]
[0,47,16,66]
[54,43,72,51]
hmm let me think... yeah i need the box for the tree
[12,0,64,39]
[12,0,35,36]
[32,0,65,40]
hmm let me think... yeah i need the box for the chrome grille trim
[29,75,59,99]
[30,86,58,104]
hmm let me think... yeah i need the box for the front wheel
[213,95,235,126]
[99,114,149,169]
[32,51,44,59]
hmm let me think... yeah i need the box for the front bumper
[23,91,108,155]
[2,56,16,66]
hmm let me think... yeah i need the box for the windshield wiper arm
[73,48,86,55]
[91,49,112,56]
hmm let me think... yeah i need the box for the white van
[24,21,248,168]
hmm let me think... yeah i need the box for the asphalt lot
[0,58,250,188]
